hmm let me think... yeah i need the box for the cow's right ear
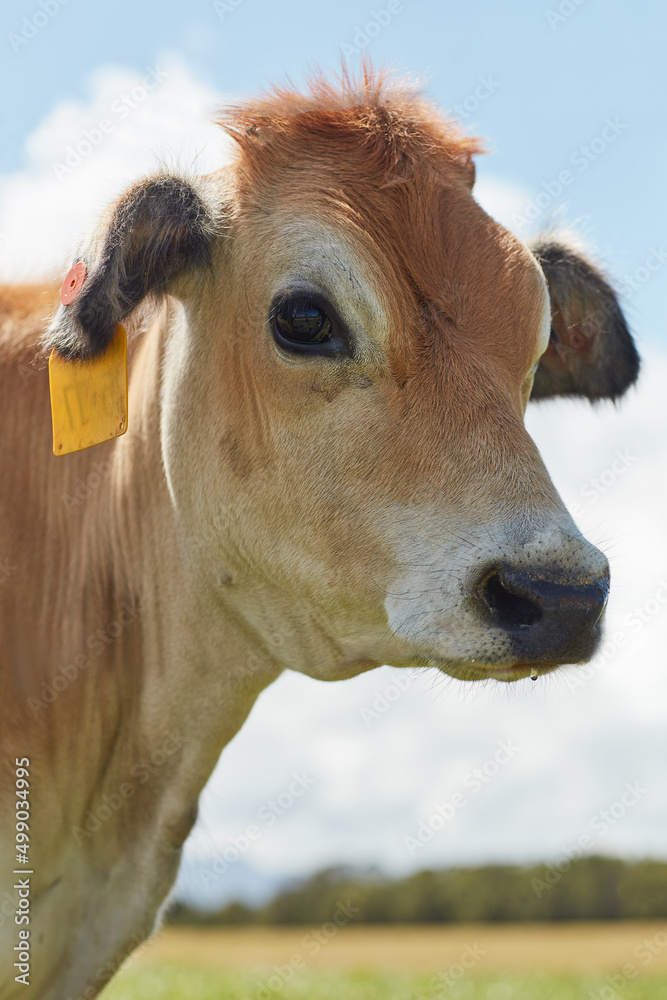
[46,173,216,361]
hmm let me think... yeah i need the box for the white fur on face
[535,267,553,358]
[520,267,552,411]
[383,504,609,682]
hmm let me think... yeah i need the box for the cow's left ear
[530,238,640,402]
[46,173,216,361]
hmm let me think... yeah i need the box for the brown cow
[0,68,638,998]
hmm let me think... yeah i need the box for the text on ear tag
[49,324,128,456]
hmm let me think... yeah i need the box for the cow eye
[273,297,333,348]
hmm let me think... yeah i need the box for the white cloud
[4,59,664,900]
[0,55,233,282]
[473,171,531,231]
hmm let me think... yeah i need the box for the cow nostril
[480,571,543,631]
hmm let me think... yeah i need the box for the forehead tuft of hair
[216,63,485,182]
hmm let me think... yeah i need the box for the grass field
[102,923,667,999]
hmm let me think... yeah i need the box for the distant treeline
[168,856,667,926]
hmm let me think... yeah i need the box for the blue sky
[2,0,665,345]
[2,0,666,901]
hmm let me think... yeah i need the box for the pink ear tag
[60,262,87,306]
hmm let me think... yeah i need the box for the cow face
[46,78,639,686]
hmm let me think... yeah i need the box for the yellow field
[134,922,667,975]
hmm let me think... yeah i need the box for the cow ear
[46,174,216,361]
[530,238,640,402]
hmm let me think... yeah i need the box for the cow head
[46,72,639,685]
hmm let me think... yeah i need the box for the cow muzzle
[474,561,610,666]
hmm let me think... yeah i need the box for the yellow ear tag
[49,324,128,456]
